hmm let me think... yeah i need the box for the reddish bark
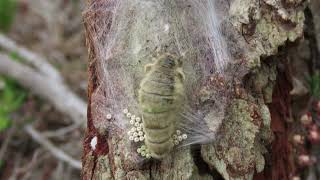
[254,68,295,180]
[82,3,110,178]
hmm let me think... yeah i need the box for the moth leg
[144,64,153,73]
[176,68,185,81]
[177,56,183,67]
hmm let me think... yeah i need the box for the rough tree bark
[82,0,310,180]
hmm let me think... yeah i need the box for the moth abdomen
[144,125,174,143]
[142,112,173,129]
[147,72,175,85]
[140,82,175,98]
[145,140,174,159]
[138,53,185,159]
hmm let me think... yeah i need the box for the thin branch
[24,125,82,170]
[8,154,22,180]
[18,149,45,180]
[42,122,82,138]
[0,53,86,125]
[0,33,62,81]
[0,126,15,162]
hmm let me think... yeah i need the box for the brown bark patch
[254,67,295,180]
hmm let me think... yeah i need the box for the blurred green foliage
[0,0,17,31]
[0,76,27,131]
[9,51,24,63]
[308,72,320,99]
[0,160,3,170]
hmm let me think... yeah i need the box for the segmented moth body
[138,54,185,159]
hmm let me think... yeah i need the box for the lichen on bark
[202,99,272,180]
[201,0,306,179]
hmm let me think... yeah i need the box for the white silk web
[84,0,242,159]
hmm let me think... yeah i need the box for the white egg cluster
[172,130,187,146]
[123,109,145,143]
[123,108,188,159]
[137,145,151,159]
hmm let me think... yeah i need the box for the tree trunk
[82,0,310,179]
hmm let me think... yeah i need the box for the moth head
[145,53,183,73]
[156,54,182,69]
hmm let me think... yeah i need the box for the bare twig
[18,149,44,180]
[8,154,22,180]
[0,53,86,125]
[0,126,16,162]
[24,125,82,169]
[0,33,62,82]
[42,122,82,138]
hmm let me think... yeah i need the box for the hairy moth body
[138,54,185,159]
